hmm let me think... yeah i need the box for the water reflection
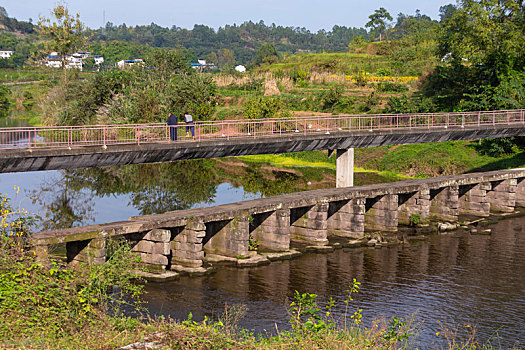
[143,217,525,348]
[4,160,336,230]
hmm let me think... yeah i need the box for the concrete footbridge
[1,109,524,187]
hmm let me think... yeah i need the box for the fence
[1,109,524,150]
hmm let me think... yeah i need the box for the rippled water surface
[144,217,525,348]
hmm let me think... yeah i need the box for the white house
[44,51,105,70]
[117,59,143,69]
[0,50,14,59]
[235,65,246,73]
[91,55,104,65]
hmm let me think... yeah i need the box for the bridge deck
[2,121,525,173]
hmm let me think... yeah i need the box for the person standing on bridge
[184,111,195,140]
[167,112,178,141]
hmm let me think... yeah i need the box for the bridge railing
[0,109,523,149]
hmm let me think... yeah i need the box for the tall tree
[366,7,393,41]
[37,2,88,82]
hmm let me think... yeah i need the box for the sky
[2,0,455,31]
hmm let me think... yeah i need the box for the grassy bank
[241,141,525,179]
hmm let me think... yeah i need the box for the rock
[236,255,270,268]
[203,254,237,266]
[513,226,522,232]
[261,250,302,261]
[120,342,160,350]
[344,239,367,248]
[133,270,179,282]
[480,229,492,235]
[305,245,335,253]
[438,222,457,232]
[367,239,378,246]
[470,229,478,235]
[170,265,215,276]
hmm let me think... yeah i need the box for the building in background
[117,59,144,69]
[0,49,14,59]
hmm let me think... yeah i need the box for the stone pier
[66,237,106,266]
[326,198,365,238]
[171,220,206,270]
[486,179,516,213]
[398,189,430,225]
[429,186,459,221]
[516,178,525,207]
[365,194,398,232]
[127,229,170,272]
[459,183,490,217]
[204,215,250,257]
[250,209,291,251]
[290,202,329,245]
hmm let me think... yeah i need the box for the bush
[243,96,291,119]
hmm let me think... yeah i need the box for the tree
[0,86,10,118]
[37,3,88,82]
[216,48,236,71]
[253,43,279,66]
[366,7,393,41]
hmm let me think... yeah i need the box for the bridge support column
[459,183,490,217]
[251,209,290,251]
[398,189,430,225]
[515,178,525,207]
[429,186,459,221]
[171,220,206,269]
[66,237,106,266]
[128,229,170,272]
[336,148,354,188]
[486,179,516,213]
[204,214,250,258]
[290,202,329,245]
[327,198,365,238]
[365,194,398,232]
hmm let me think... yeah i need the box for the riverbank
[3,217,522,349]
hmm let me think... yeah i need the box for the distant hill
[0,7,34,35]
[91,21,369,64]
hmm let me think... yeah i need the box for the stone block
[143,229,170,242]
[137,252,168,266]
[132,240,170,255]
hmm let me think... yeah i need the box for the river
[0,117,524,348]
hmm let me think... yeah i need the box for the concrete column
[327,198,365,238]
[251,209,290,252]
[458,183,490,217]
[336,148,354,188]
[365,194,398,232]
[515,178,525,207]
[398,189,430,225]
[171,220,206,268]
[429,185,459,221]
[486,179,516,213]
[290,202,329,245]
[66,237,106,266]
[204,214,249,257]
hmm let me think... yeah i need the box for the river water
[1,117,524,348]
[143,217,525,348]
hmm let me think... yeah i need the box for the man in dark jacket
[167,112,178,141]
